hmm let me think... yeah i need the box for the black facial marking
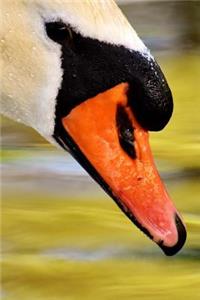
[45,23,173,132]
[116,105,136,158]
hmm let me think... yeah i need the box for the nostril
[158,214,187,256]
[116,104,136,159]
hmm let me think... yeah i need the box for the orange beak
[61,83,186,255]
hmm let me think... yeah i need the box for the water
[1,1,200,299]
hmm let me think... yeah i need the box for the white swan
[0,0,186,255]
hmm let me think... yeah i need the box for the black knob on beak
[128,56,173,131]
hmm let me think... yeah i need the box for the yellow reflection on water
[2,195,200,300]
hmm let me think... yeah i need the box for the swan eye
[45,21,73,44]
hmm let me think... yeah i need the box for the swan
[0,0,186,255]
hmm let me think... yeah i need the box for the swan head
[1,0,186,255]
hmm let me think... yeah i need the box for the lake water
[1,1,200,299]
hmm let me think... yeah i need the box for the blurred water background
[1,1,200,299]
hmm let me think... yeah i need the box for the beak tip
[158,213,187,256]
